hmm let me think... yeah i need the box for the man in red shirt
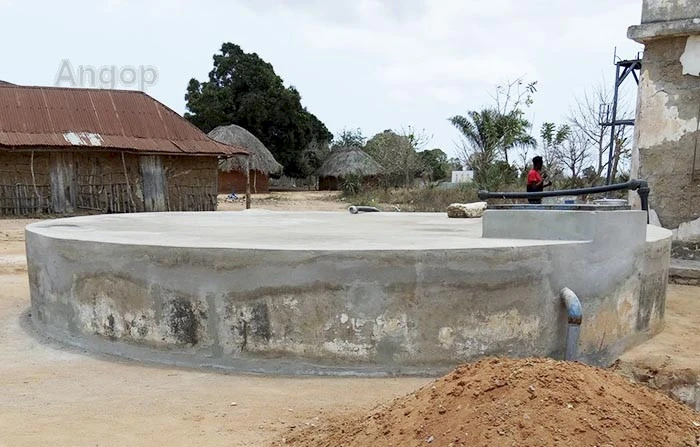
[526,156,551,204]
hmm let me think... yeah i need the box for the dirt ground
[217,191,347,212]
[281,358,700,447]
[1,191,699,446]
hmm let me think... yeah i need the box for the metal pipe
[478,179,647,201]
[348,206,380,214]
[560,287,582,361]
[477,179,650,222]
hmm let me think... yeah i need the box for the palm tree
[496,110,536,164]
[449,109,508,189]
[449,108,534,189]
[449,109,500,170]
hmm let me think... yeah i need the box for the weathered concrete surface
[641,0,700,23]
[675,215,700,241]
[629,35,700,228]
[669,258,700,285]
[629,0,700,41]
[484,210,670,364]
[26,211,671,375]
[628,1,700,229]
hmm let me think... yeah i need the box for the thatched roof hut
[209,125,282,175]
[317,146,384,190]
[208,124,283,194]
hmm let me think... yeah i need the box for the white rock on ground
[447,201,487,218]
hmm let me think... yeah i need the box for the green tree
[448,109,501,188]
[365,130,424,188]
[449,108,530,190]
[299,139,330,179]
[184,43,332,177]
[539,122,571,180]
[496,110,536,164]
[419,149,450,181]
[332,128,365,149]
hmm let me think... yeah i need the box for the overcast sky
[0,0,644,158]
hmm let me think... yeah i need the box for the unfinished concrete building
[629,0,700,228]
[0,85,247,216]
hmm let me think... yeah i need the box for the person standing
[526,156,551,204]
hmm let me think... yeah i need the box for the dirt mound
[278,358,700,447]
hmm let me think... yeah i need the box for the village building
[317,146,383,191]
[208,124,282,194]
[0,85,247,216]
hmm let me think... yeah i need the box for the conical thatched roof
[209,124,283,175]
[317,146,384,178]
[0,80,14,86]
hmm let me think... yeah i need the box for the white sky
[0,0,644,158]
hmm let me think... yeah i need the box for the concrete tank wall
[26,211,671,376]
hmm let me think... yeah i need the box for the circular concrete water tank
[25,211,670,376]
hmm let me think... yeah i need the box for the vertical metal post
[245,157,251,210]
[606,62,622,185]
[638,184,650,223]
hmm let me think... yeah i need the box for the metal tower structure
[599,49,642,185]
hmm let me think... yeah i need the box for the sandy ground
[1,191,699,445]
[217,191,348,212]
[614,285,700,406]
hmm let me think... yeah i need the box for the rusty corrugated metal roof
[0,85,247,156]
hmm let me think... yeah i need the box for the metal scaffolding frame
[599,49,642,185]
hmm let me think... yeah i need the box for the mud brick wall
[218,170,269,194]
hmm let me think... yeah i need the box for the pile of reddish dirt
[277,358,700,447]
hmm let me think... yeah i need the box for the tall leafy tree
[419,148,450,181]
[365,130,424,188]
[540,122,571,179]
[185,43,332,177]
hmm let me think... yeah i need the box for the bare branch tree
[566,81,631,184]
[491,77,538,116]
[555,130,591,186]
[488,77,538,164]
